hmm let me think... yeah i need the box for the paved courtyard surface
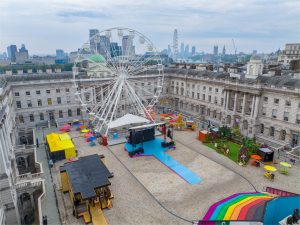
[45,127,299,225]
[35,127,61,225]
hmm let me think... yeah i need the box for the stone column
[251,95,256,118]
[233,92,238,112]
[0,127,9,167]
[223,90,227,110]
[242,93,247,115]
[254,96,260,119]
[225,91,230,111]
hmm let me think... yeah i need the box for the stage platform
[124,137,202,185]
[108,130,162,146]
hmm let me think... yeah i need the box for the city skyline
[1,0,300,55]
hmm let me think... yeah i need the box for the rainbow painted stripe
[203,192,274,221]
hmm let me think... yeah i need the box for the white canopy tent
[107,114,150,129]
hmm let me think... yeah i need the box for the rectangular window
[66,96,71,104]
[29,114,34,122]
[272,109,277,118]
[77,108,81,116]
[57,97,62,104]
[47,98,52,105]
[197,93,200,99]
[19,115,24,123]
[40,113,44,120]
[274,98,279,104]
[296,114,300,124]
[283,112,289,121]
[208,95,211,102]
[37,99,42,106]
[203,86,206,91]
[27,100,32,108]
[36,90,41,94]
[221,98,224,106]
[26,91,30,96]
[262,107,266,116]
[202,94,205,100]
[68,109,72,117]
[192,92,194,98]
[215,88,218,93]
[59,110,63,118]
[264,97,268,102]
[214,97,218,104]
[46,90,50,94]
[285,100,291,106]
[16,101,21,109]
[15,92,20,96]
[56,89,60,93]
[209,87,212,92]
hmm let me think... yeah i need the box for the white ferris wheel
[73,27,164,135]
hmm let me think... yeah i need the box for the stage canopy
[107,114,150,129]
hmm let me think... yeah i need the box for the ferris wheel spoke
[125,80,153,121]
[74,27,163,133]
[99,79,124,133]
[123,83,143,115]
[127,80,155,98]
[127,54,159,76]
[99,39,120,73]
[90,80,120,121]
[93,78,122,120]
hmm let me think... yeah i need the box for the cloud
[0,0,299,54]
[57,10,110,19]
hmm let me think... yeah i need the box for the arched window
[260,124,264,134]
[269,126,275,137]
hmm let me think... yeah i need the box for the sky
[1,0,299,55]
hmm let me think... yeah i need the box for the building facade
[2,66,300,150]
[0,78,44,225]
[278,43,300,66]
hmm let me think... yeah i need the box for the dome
[89,54,105,63]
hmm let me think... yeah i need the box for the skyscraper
[222,45,226,55]
[7,45,17,62]
[168,45,172,56]
[110,42,122,57]
[180,42,184,57]
[172,29,178,61]
[99,35,111,57]
[213,45,218,56]
[15,44,29,64]
[89,29,99,53]
[191,46,196,56]
[122,35,134,57]
[184,44,190,57]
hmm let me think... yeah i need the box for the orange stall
[198,130,209,141]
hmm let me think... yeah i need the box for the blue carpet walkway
[125,137,202,185]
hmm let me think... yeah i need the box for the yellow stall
[46,133,76,160]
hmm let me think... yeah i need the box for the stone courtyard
[40,127,300,225]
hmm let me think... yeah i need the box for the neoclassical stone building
[2,63,300,150]
[0,79,44,225]
[162,68,300,149]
